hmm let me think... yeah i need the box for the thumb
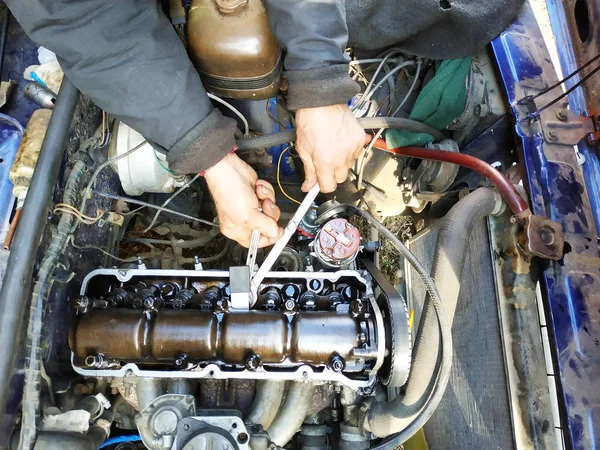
[301,157,318,192]
[248,209,282,239]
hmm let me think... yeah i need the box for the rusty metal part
[541,108,595,145]
[373,141,565,260]
[517,211,565,260]
[24,81,57,109]
[71,309,372,367]
[3,207,21,250]
[314,218,361,268]
[9,108,52,201]
[187,0,281,99]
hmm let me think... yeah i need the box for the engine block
[70,266,408,390]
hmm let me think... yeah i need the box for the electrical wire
[68,235,143,263]
[276,147,301,205]
[356,61,423,196]
[93,191,218,227]
[53,203,104,225]
[351,51,402,113]
[353,61,416,113]
[75,140,148,231]
[207,92,250,136]
[154,148,176,175]
[526,62,600,119]
[142,174,202,233]
[529,52,600,101]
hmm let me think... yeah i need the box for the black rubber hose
[19,160,87,449]
[0,78,79,426]
[363,188,502,448]
[235,117,445,151]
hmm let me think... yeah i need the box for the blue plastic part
[0,114,23,238]
[29,72,48,88]
[266,96,294,176]
[491,3,600,449]
[97,435,142,449]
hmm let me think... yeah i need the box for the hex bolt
[555,109,568,121]
[547,130,558,141]
[245,354,262,371]
[284,299,296,311]
[538,227,555,246]
[74,296,90,313]
[330,355,345,373]
[183,424,190,431]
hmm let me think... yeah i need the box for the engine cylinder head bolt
[307,278,324,294]
[328,292,343,309]
[174,353,189,368]
[299,291,317,310]
[194,255,203,271]
[74,296,90,314]
[201,286,221,309]
[330,355,345,373]
[143,296,163,311]
[84,353,118,369]
[137,256,146,269]
[350,299,365,318]
[172,289,194,310]
[261,287,282,311]
[160,283,179,301]
[108,288,129,307]
[284,298,296,312]
[92,299,110,309]
[214,298,229,312]
[245,354,262,371]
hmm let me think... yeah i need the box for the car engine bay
[0,1,581,450]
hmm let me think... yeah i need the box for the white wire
[207,93,250,137]
[142,173,202,233]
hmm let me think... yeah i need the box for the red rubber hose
[372,139,529,215]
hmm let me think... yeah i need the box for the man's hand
[205,153,283,248]
[296,104,368,194]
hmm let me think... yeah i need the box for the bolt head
[538,226,555,246]
[284,299,295,311]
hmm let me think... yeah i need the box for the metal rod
[250,184,320,304]
[0,78,79,422]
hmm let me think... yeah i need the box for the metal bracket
[541,109,595,145]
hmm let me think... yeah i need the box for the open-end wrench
[250,184,320,305]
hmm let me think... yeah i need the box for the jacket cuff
[285,64,360,110]
[167,109,237,174]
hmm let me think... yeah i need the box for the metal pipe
[267,382,316,447]
[246,381,286,429]
[0,78,79,424]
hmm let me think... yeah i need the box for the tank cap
[214,0,248,14]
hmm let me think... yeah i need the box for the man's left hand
[295,104,368,194]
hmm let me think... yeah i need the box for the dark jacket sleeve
[262,0,359,110]
[5,0,236,174]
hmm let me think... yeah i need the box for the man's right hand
[205,153,283,248]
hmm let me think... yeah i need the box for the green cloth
[386,57,472,148]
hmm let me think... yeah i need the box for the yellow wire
[409,309,414,331]
[276,147,301,205]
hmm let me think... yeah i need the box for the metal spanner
[249,184,320,305]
